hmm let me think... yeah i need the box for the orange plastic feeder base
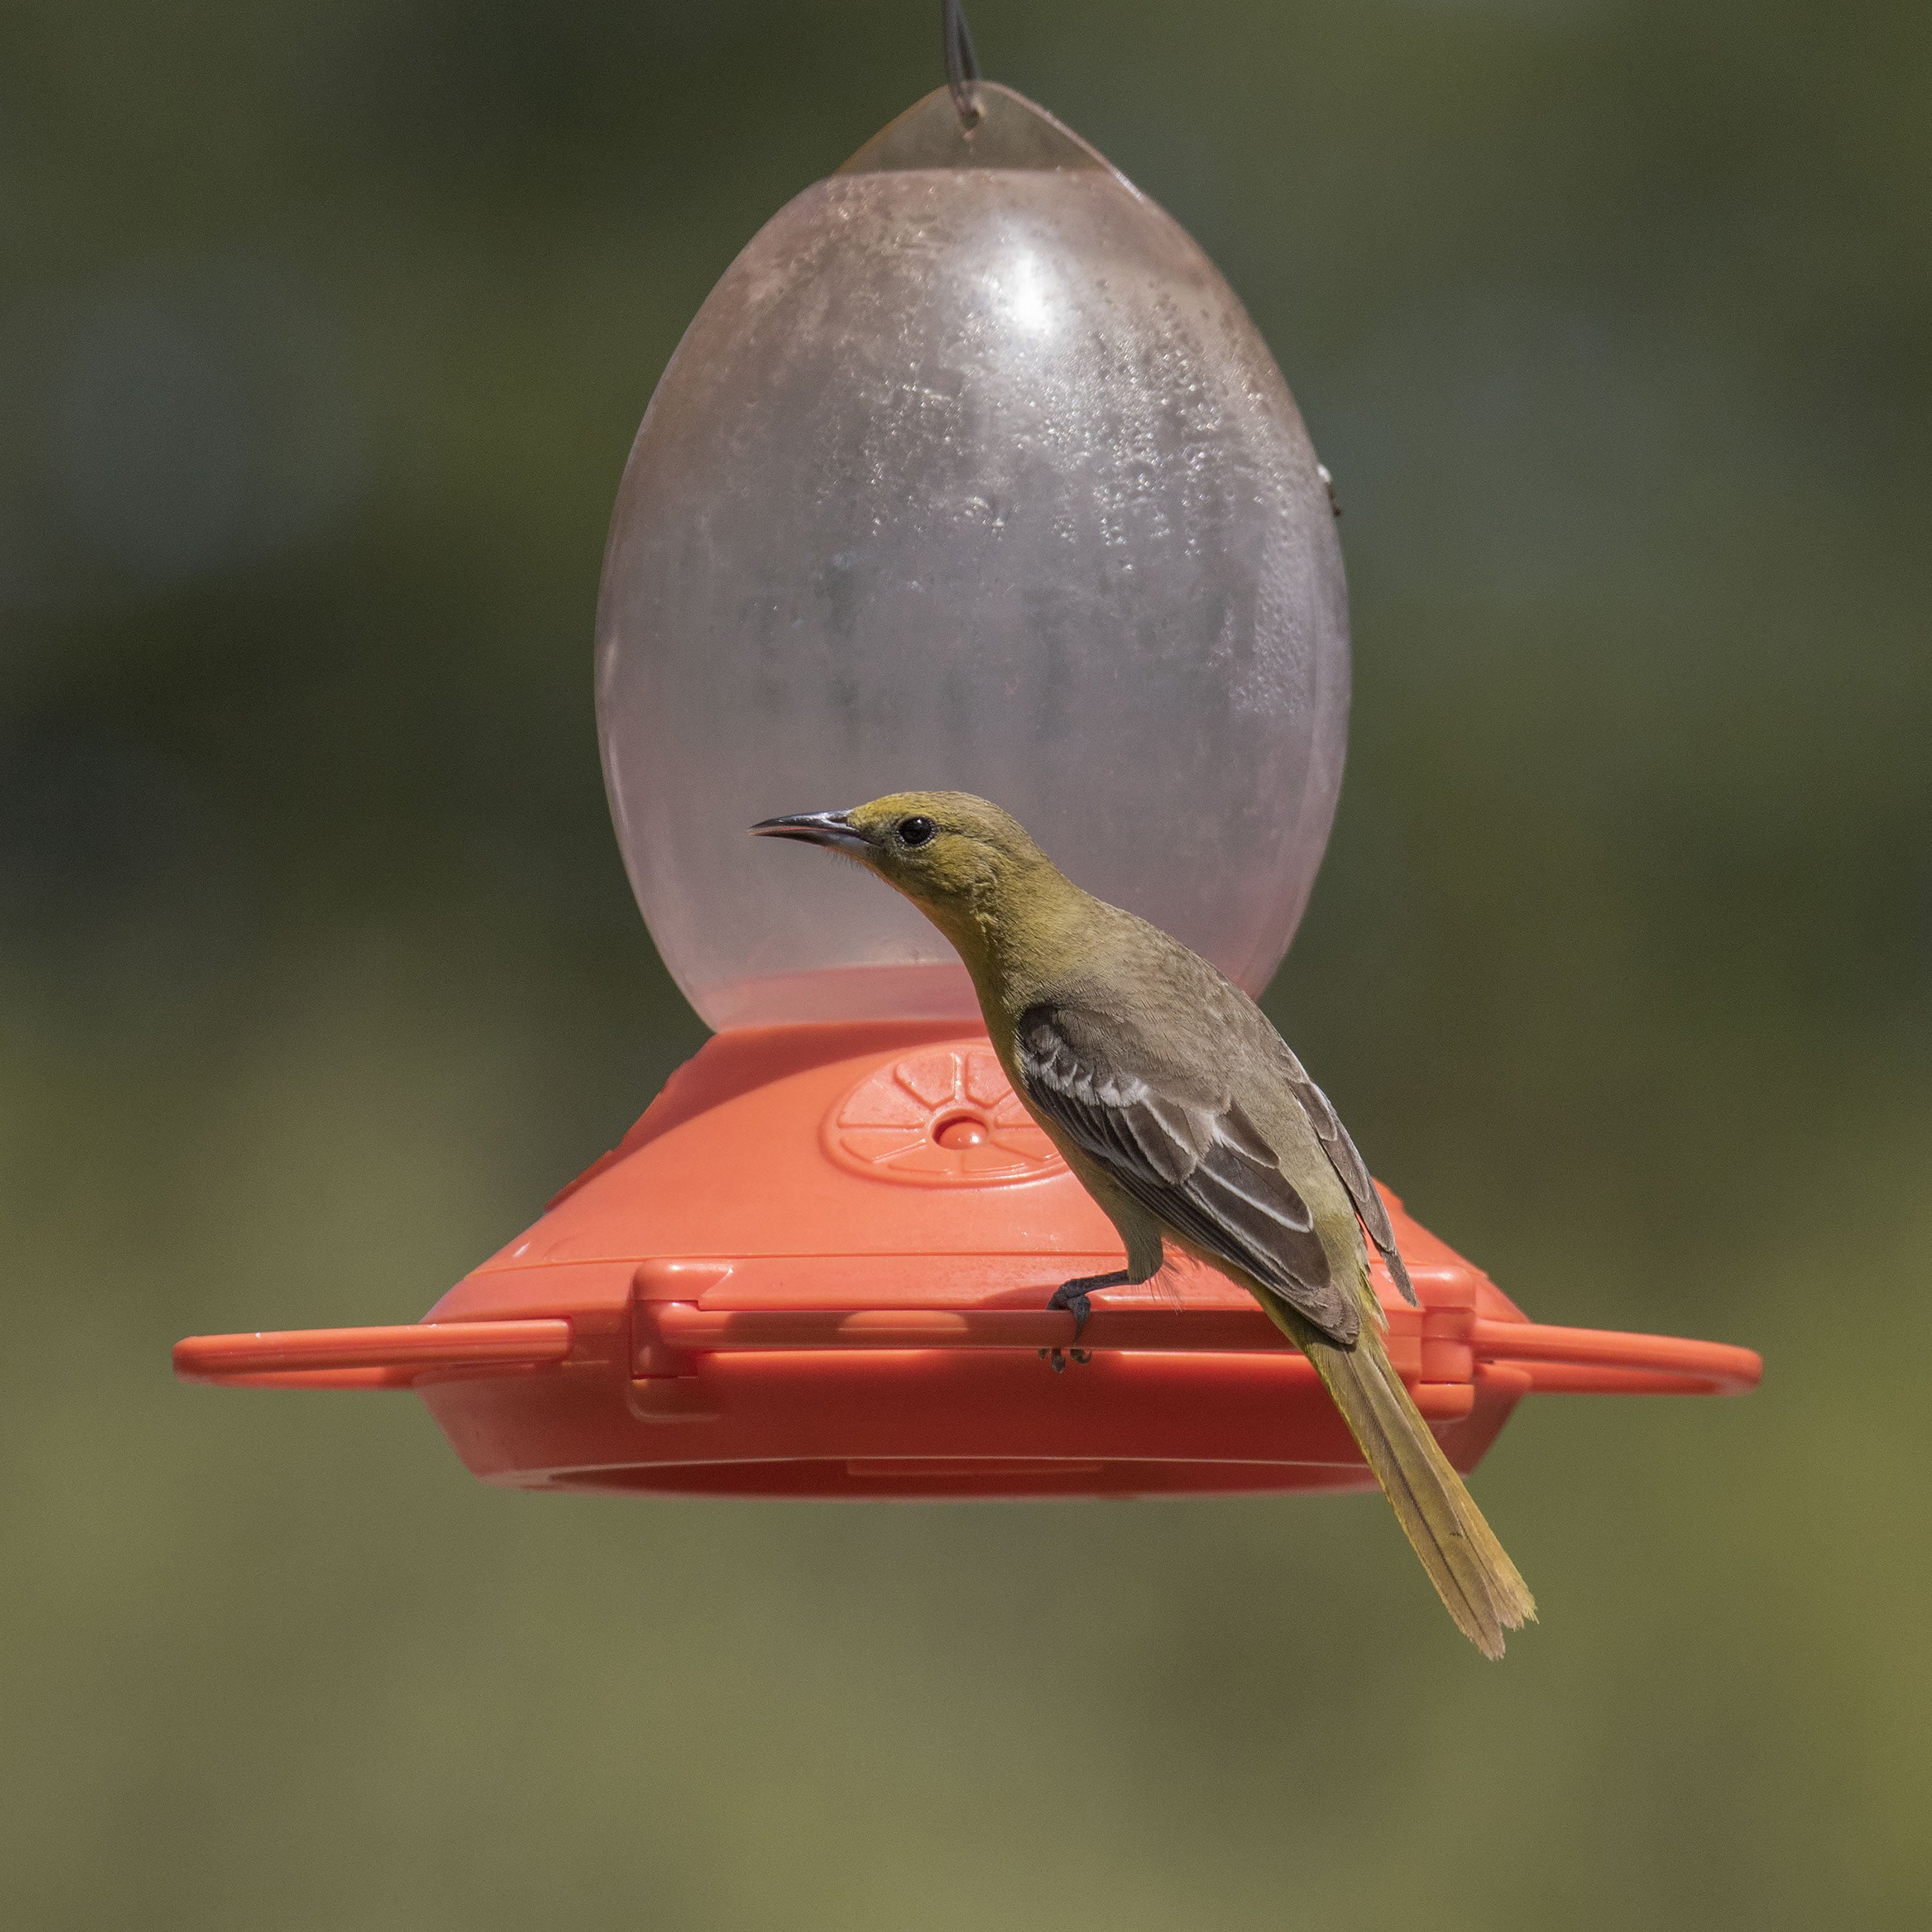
[173,1023,1761,1500]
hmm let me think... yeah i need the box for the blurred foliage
[3,1,1929,1927]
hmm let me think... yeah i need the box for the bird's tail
[1293,1312,1536,1659]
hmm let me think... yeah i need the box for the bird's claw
[1045,1283,1094,1340]
[1038,1347,1092,1374]
[1044,1269,1129,1368]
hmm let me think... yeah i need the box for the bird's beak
[750,810,873,858]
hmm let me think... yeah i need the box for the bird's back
[996,890,1359,1236]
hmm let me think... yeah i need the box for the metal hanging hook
[942,0,981,129]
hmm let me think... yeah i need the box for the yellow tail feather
[1290,1312,1537,1658]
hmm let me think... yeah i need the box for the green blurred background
[3,1,1927,1925]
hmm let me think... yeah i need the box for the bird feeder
[175,78,1759,1497]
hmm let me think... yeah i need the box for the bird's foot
[1038,1347,1094,1374]
[1045,1269,1134,1358]
[1046,1285,1092,1337]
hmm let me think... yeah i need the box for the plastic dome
[596,84,1349,1031]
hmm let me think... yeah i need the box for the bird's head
[751,791,1059,947]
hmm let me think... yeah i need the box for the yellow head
[751,790,1065,961]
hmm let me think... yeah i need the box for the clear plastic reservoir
[596,84,1350,1032]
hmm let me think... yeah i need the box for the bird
[753,790,1535,1658]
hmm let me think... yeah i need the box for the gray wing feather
[1016,1007,1361,1345]
[1273,1041,1417,1305]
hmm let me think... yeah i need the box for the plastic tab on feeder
[174,80,1760,1499]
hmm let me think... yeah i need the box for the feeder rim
[173,1309,1761,1398]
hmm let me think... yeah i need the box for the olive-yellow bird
[753,790,1535,1657]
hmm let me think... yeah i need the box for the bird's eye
[896,815,936,848]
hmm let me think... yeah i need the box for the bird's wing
[1015,1005,1361,1345]
[1272,1041,1417,1307]
[1267,1043,1422,1314]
